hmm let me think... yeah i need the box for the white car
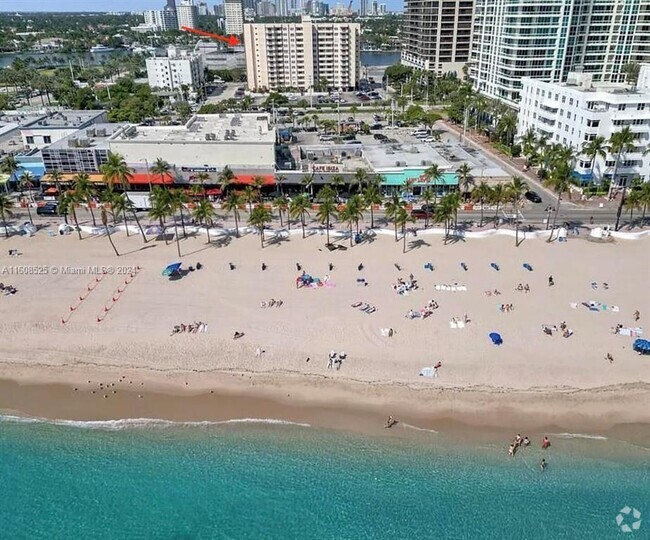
[422,137,437,143]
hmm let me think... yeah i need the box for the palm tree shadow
[444,232,467,245]
[212,236,233,248]
[266,234,291,247]
[407,239,430,250]
[181,245,214,257]
[120,243,158,256]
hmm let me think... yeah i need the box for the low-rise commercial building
[19,110,108,150]
[244,17,361,91]
[517,66,650,186]
[146,46,204,91]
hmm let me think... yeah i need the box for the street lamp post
[140,158,152,193]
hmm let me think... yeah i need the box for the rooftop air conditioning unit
[86,128,96,137]
[78,138,90,147]
[421,160,431,166]
[205,133,211,140]
[95,128,106,137]
[396,160,405,167]
[68,137,78,147]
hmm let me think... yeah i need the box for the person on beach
[542,436,551,449]
[508,444,516,457]
[358,263,364,271]
[606,352,614,364]
[515,434,522,447]
[229,262,235,270]
[522,436,531,447]
[540,459,547,472]
[633,310,640,322]
[548,276,554,286]
[296,263,301,271]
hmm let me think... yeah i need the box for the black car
[373,133,388,141]
[420,203,435,213]
[37,203,58,215]
[525,191,542,203]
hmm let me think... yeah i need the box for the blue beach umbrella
[162,262,182,276]
[489,332,503,345]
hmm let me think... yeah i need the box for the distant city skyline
[0,0,403,13]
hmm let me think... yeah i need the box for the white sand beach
[0,227,649,432]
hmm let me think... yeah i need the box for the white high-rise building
[276,0,289,16]
[225,0,244,34]
[197,1,210,15]
[471,0,650,107]
[401,0,474,76]
[517,66,650,187]
[146,46,204,91]
[177,0,200,29]
[244,17,361,91]
[143,8,179,31]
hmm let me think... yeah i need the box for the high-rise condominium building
[471,0,650,107]
[177,0,200,29]
[225,0,245,34]
[197,1,210,15]
[360,0,368,16]
[276,0,289,16]
[143,8,179,31]
[401,0,473,75]
[166,0,176,9]
[244,17,361,91]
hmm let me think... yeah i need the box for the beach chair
[461,262,468,271]
[523,263,533,271]
[351,302,362,308]
[366,307,376,314]
[491,263,500,271]
[449,321,458,329]
[435,285,441,291]
[457,321,465,329]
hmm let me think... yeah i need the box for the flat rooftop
[21,110,106,129]
[111,114,275,144]
[45,123,127,151]
[363,137,508,178]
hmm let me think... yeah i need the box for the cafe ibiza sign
[181,166,219,173]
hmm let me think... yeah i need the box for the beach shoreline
[1,363,649,449]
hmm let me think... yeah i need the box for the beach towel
[570,302,578,309]
[450,321,458,329]
[523,263,533,271]
[457,321,465,329]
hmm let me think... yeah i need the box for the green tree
[222,191,243,237]
[519,128,538,167]
[316,189,337,245]
[0,194,13,238]
[273,195,289,228]
[435,194,456,244]
[0,155,19,182]
[192,199,216,244]
[218,165,235,190]
[424,164,443,203]
[362,182,382,229]
[150,158,171,190]
[73,172,98,226]
[609,126,637,230]
[170,189,189,239]
[456,163,474,200]
[242,185,257,214]
[101,151,147,242]
[149,186,172,244]
[111,192,131,237]
[496,110,518,147]
[61,190,83,240]
[507,175,529,246]
[420,186,435,229]
[194,172,210,199]
[289,193,311,239]
[394,205,411,253]
[490,183,507,227]
[248,204,272,247]
[544,160,573,236]
[351,168,369,194]
[101,206,120,257]
[18,171,35,225]
[330,174,345,196]
[384,192,405,241]
[582,136,607,181]
[471,181,492,227]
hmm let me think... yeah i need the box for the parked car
[525,190,542,203]
[421,203,435,213]
[372,114,383,122]
[370,124,383,130]
[319,134,335,142]
[373,133,388,141]
[411,209,434,220]
[37,203,58,216]
[422,137,437,143]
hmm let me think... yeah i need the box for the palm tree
[150,158,170,191]
[582,136,607,182]
[111,192,131,237]
[289,193,311,238]
[519,127,538,167]
[446,191,463,230]
[507,175,529,246]
[275,173,287,195]
[638,181,650,223]
[101,151,147,243]
[350,105,359,120]
[222,191,243,237]
[384,193,405,242]
[490,183,507,227]
[316,193,337,245]
[47,169,64,197]
[338,203,355,247]
[300,174,314,197]
[609,126,637,231]
[456,163,474,200]
[61,191,83,240]
[218,165,235,191]
[0,155,19,182]
[0,194,13,237]
[424,164,443,203]
[394,206,411,253]
[272,195,289,228]
[170,189,189,239]
[73,172,98,226]
[361,182,382,229]
[495,111,518,147]
[330,174,346,196]
[192,199,216,244]
[623,187,642,229]
[471,182,492,227]
[544,160,573,236]
[101,207,119,257]
[148,188,171,243]
[351,168,369,193]
[252,175,266,200]
[435,194,456,244]
[346,194,365,234]
[242,185,257,214]
[420,187,435,229]
[248,204,272,247]
[18,171,35,225]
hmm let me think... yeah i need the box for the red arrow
[181,26,240,47]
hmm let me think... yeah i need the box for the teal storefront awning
[378,169,458,187]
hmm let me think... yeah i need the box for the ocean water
[1,417,648,540]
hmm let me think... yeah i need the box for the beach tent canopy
[162,262,182,276]
[633,339,650,355]
[489,332,503,345]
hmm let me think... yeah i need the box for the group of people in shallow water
[508,434,551,471]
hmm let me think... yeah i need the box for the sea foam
[551,432,608,441]
[0,414,311,430]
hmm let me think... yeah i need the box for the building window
[638,103,646,111]
[43,136,51,144]
[618,104,626,111]
[26,136,35,144]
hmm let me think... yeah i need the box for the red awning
[128,172,174,185]
[231,174,276,186]
[205,188,222,196]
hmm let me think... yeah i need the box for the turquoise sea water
[1,417,648,539]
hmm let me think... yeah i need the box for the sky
[1,1,402,13]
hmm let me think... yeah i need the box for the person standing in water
[540,459,547,472]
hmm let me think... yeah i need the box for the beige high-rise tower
[401,0,474,75]
[244,17,361,91]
